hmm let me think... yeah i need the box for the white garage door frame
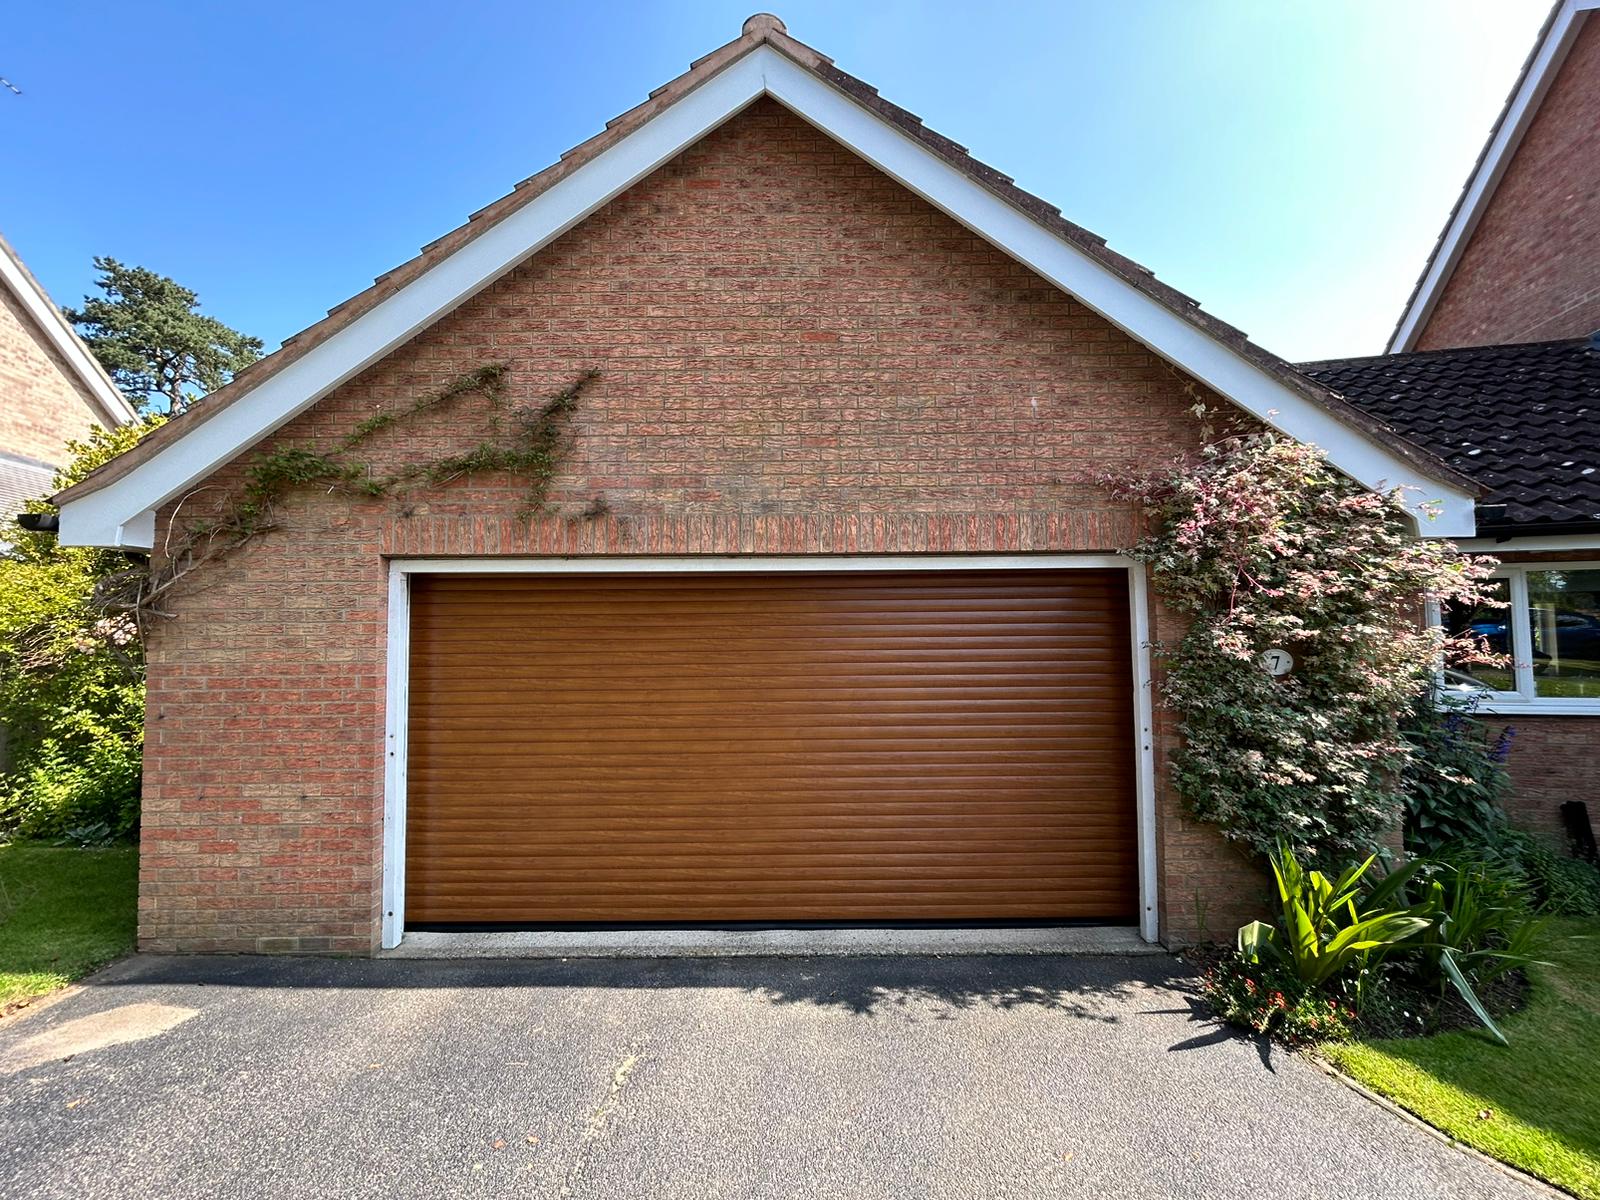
[380,553,1159,949]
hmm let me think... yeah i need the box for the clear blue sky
[2,1,1548,363]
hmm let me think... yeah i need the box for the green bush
[1224,844,1551,1046]
[1400,694,1514,857]
[0,423,157,839]
[0,739,142,840]
[1237,843,1431,987]
[1396,857,1547,1043]
[1479,830,1600,918]
[1398,692,1600,917]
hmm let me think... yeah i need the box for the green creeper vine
[1108,426,1503,863]
[103,365,599,622]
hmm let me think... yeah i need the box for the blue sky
[3,1,1547,363]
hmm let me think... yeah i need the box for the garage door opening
[397,566,1142,935]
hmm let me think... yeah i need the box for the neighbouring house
[1302,0,1600,850]
[0,234,135,544]
[1388,0,1600,353]
[50,15,1480,954]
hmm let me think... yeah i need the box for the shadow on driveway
[81,947,1194,1020]
[0,951,1542,1200]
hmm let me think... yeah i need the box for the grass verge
[0,843,138,1012]
[1323,918,1599,1199]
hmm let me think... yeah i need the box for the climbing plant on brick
[100,365,599,623]
[1109,426,1502,862]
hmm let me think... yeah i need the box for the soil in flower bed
[1177,942,1530,1043]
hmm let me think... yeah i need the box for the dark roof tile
[1301,337,1600,532]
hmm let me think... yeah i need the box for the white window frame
[1441,559,1600,715]
[380,554,1160,949]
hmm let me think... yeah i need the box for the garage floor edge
[383,924,1160,958]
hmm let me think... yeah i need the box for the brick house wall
[138,100,1276,953]
[1472,551,1599,850]
[0,277,109,469]
[1415,17,1600,349]
[1494,717,1588,847]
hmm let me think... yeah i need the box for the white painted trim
[1474,699,1600,717]
[1438,559,1600,717]
[1390,1,1598,352]
[380,566,411,949]
[114,510,156,551]
[0,242,137,427]
[58,44,1475,547]
[1127,562,1159,942]
[1508,567,1537,705]
[379,553,1161,948]
[1456,533,1600,553]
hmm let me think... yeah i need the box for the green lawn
[0,843,138,1011]
[1324,919,1600,1199]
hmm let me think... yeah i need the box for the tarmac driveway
[0,952,1547,1199]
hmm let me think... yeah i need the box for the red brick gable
[0,277,109,470]
[1416,15,1600,348]
[174,100,1207,547]
[57,16,1474,541]
[139,100,1264,953]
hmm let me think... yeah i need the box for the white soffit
[56,44,1477,548]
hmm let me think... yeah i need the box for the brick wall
[139,99,1273,953]
[1493,716,1590,847]
[1416,16,1600,349]
[1470,550,1599,851]
[0,276,107,469]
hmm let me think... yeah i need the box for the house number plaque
[1261,648,1295,677]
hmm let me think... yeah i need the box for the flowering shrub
[1200,954,1356,1046]
[1111,429,1501,861]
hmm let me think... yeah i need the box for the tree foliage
[0,421,164,838]
[64,257,263,414]
[1112,429,1501,862]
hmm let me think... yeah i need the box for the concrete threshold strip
[384,925,1162,959]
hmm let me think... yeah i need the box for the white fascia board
[1390,1,1595,352]
[0,247,137,428]
[57,44,1476,548]
[758,53,1476,536]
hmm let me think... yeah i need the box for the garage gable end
[53,16,1477,546]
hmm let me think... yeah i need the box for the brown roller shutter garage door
[404,570,1138,926]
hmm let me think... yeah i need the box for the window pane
[1442,578,1515,693]
[1529,569,1600,699]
